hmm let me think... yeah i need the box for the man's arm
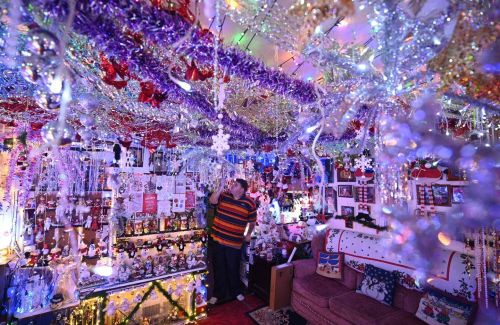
[209,180,225,205]
[244,222,255,242]
[244,201,257,241]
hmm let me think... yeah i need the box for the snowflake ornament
[211,129,230,156]
[170,157,182,173]
[354,155,373,172]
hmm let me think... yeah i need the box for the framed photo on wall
[340,206,355,218]
[337,169,355,182]
[451,186,465,204]
[446,168,466,181]
[128,147,144,167]
[338,185,353,198]
[431,184,451,206]
[325,187,337,213]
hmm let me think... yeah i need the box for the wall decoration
[355,186,375,204]
[185,191,196,209]
[338,185,353,198]
[172,194,186,213]
[337,169,356,182]
[142,193,158,214]
[416,185,431,205]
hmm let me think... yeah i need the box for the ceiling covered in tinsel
[0,0,498,152]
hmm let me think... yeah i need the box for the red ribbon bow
[100,53,129,89]
[138,81,165,107]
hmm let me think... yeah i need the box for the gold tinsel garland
[428,12,500,103]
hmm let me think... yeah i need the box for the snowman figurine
[84,215,93,229]
[35,197,47,216]
[44,216,52,232]
[186,252,196,269]
[75,198,90,224]
[87,240,96,258]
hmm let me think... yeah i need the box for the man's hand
[209,177,226,205]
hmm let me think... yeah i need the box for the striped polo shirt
[211,192,257,249]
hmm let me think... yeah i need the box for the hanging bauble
[40,66,74,94]
[41,121,75,146]
[24,29,60,58]
[35,89,61,110]
[19,56,44,84]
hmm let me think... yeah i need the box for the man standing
[208,178,256,304]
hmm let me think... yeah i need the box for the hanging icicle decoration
[482,227,488,309]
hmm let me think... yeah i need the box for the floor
[197,294,266,325]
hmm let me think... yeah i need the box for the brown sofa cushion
[339,265,359,290]
[393,284,424,313]
[293,273,351,308]
[376,310,427,325]
[329,292,399,324]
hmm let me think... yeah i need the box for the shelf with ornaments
[116,211,205,239]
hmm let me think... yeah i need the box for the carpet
[247,306,307,325]
[197,294,266,325]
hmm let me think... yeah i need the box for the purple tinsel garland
[26,0,263,142]
[84,0,318,104]
[25,0,360,145]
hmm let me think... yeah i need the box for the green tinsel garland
[117,280,197,324]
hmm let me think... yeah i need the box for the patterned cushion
[316,252,343,279]
[415,288,475,325]
[356,264,397,305]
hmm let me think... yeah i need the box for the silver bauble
[41,121,75,146]
[25,29,60,58]
[41,67,75,95]
[20,57,44,84]
[35,89,61,110]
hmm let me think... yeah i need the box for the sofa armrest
[292,258,316,278]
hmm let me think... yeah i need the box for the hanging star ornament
[211,129,230,156]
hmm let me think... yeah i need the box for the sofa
[291,232,428,325]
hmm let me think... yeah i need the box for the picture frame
[451,186,465,204]
[338,185,353,198]
[325,187,337,214]
[354,187,375,203]
[431,184,451,206]
[337,169,355,182]
[128,147,144,168]
[340,206,355,218]
[446,168,465,181]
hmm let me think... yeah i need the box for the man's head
[230,178,248,199]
